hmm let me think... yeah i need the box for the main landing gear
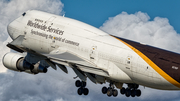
[75,80,89,95]
[75,79,141,97]
[120,84,141,97]
[101,81,118,97]
[101,82,141,97]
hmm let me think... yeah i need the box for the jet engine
[2,52,47,74]
[31,62,47,74]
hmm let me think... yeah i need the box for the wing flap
[77,65,109,77]
[43,50,96,68]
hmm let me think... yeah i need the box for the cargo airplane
[3,10,180,98]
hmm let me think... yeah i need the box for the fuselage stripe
[112,36,180,88]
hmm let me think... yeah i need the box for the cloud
[100,11,180,101]
[1,0,180,101]
[0,1,115,101]
[0,0,63,72]
[0,0,79,101]
[0,0,111,101]
[0,69,77,101]
[100,11,180,53]
[0,0,63,41]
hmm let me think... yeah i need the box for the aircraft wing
[43,49,109,79]
[7,35,109,81]
[7,35,26,53]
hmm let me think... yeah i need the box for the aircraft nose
[7,21,16,39]
[7,18,23,40]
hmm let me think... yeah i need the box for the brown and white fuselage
[3,10,180,98]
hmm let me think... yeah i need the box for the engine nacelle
[30,62,47,74]
[3,52,34,71]
[16,58,34,70]
[24,66,47,74]
[3,52,24,71]
[3,52,47,74]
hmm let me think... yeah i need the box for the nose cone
[7,21,14,39]
[7,19,23,40]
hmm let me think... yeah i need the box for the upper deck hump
[26,10,108,37]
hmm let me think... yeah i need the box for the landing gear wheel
[75,80,89,96]
[77,87,83,95]
[107,88,112,97]
[83,88,89,95]
[125,89,131,97]
[128,84,133,89]
[112,89,118,97]
[120,84,141,97]
[120,87,126,95]
[81,81,86,87]
[131,90,136,97]
[75,80,81,87]
[102,86,108,94]
[134,84,139,89]
[136,89,141,97]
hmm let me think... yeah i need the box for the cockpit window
[22,12,26,16]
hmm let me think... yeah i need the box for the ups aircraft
[3,10,180,98]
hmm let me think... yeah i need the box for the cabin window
[22,12,26,16]
[172,61,180,65]
[159,58,169,62]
